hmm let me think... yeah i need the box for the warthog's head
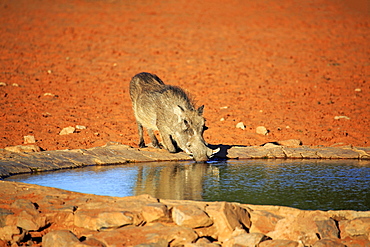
[173,105,219,162]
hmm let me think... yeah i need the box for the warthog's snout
[187,139,220,162]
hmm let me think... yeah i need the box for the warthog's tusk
[210,147,220,157]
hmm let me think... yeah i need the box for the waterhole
[4,159,370,211]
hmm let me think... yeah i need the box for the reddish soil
[1,0,369,151]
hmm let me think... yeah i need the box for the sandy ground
[0,0,369,151]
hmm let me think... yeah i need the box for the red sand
[1,0,369,151]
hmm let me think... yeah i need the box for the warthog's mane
[158,85,196,111]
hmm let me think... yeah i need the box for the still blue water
[4,159,370,211]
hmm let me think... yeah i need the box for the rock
[0,226,25,244]
[185,240,221,247]
[172,204,213,228]
[315,219,339,239]
[262,142,280,148]
[142,203,170,223]
[42,230,82,247]
[195,237,212,244]
[249,210,284,234]
[10,199,47,231]
[259,239,303,247]
[59,126,75,135]
[205,202,251,241]
[339,217,370,239]
[0,82,6,86]
[256,126,268,135]
[267,210,331,246]
[340,237,370,246]
[11,199,38,213]
[0,209,14,227]
[43,92,55,97]
[42,112,52,117]
[312,239,345,247]
[80,237,106,247]
[16,210,46,231]
[135,242,168,247]
[236,122,245,130]
[334,116,350,120]
[74,210,134,230]
[23,135,36,144]
[223,231,267,247]
[92,223,197,246]
[76,125,87,130]
[4,145,41,153]
[194,224,219,240]
[277,139,302,147]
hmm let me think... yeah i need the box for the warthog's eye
[183,119,191,130]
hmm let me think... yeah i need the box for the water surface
[5,160,370,211]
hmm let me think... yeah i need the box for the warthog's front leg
[147,129,161,149]
[158,127,177,153]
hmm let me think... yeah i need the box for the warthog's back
[130,73,195,130]
[129,72,165,103]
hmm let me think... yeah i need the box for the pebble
[354,88,361,92]
[0,82,6,86]
[236,122,245,130]
[256,126,268,135]
[5,145,41,153]
[220,118,225,121]
[76,125,87,130]
[43,93,55,97]
[334,116,350,120]
[12,83,19,87]
[278,139,302,147]
[59,126,75,135]
[263,142,279,148]
[220,106,228,109]
[24,135,36,144]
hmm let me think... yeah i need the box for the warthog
[129,72,218,161]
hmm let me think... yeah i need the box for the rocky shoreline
[1,143,370,246]
[1,181,369,247]
[1,142,369,179]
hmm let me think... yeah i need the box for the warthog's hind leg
[137,122,145,148]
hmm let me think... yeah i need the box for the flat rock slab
[0,143,369,178]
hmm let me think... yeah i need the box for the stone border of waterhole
[1,142,370,246]
[0,141,369,179]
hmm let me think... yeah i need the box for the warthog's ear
[174,105,185,122]
[197,105,204,115]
